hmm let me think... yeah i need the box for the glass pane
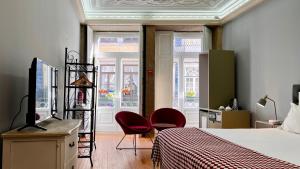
[184,63,199,76]
[174,37,202,52]
[98,65,116,107]
[101,65,115,72]
[183,60,199,108]
[121,64,139,107]
[97,37,139,53]
[173,62,179,107]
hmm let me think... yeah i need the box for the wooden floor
[77,133,154,169]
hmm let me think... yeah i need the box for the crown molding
[221,0,265,24]
[77,0,264,26]
[73,0,86,23]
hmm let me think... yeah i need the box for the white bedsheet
[203,128,300,165]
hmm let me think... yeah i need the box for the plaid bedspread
[151,128,300,169]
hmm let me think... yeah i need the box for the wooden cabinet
[2,119,81,169]
[199,50,238,128]
[199,50,235,110]
[201,109,250,128]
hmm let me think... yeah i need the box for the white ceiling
[77,0,264,25]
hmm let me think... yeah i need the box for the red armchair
[150,108,186,131]
[115,111,153,155]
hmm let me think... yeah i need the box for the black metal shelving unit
[63,48,97,166]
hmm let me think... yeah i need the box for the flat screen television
[18,58,58,131]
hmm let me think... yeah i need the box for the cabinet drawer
[65,156,77,169]
[65,131,78,162]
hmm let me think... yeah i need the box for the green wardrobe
[199,50,235,110]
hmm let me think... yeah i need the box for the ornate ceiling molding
[98,0,226,9]
[79,0,264,25]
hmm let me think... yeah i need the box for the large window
[95,32,140,109]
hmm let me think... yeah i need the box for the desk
[152,123,176,131]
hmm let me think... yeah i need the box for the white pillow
[281,103,300,134]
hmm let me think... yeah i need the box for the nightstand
[200,108,251,128]
[255,120,282,128]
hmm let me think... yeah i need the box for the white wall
[223,0,300,121]
[0,0,80,133]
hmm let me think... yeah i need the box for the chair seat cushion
[127,125,151,134]
[129,125,148,131]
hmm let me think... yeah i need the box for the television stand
[18,124,47,131]
[2,119,81,169]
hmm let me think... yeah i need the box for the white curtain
[202,26,212,53]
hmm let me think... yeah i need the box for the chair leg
[116,134,152,156]
[134,134,137,156]
[116,134,127,150]
[149,136,154,144]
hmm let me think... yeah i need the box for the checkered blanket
[151,128,300,169]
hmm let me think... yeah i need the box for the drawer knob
[69,141,75,147]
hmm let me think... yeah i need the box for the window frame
[173,32,202,110]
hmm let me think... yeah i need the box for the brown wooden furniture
[199,50,236,128]
[201,109,250,128]
[199,50,235,111]
[2,119,81,169]
[255,120,282,128]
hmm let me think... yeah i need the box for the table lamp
[257,95,281,124]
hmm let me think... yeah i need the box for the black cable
[9,94,29,130]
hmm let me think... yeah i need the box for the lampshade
[257,97,267,107]
[256,95,279,122]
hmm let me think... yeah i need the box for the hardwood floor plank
[77,133,153,169]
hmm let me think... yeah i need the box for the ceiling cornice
[73,0,86,23]
[78,0,265,26]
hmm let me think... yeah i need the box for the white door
[94,32,140,132]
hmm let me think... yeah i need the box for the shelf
[64,48,96,167]
[78,146,92,149]
[65,85,95,89]
[79,131,94,135]
[69,70,96,73]
[78,155,91,158]
[78,140,92,143]
[66,62,94,66]
[65,108,94,111]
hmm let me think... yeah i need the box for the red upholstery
[150,108,186,131]
[115,111,152,135]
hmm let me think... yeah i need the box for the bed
[151,85,300,169]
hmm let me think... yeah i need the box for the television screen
[35,59,54,122]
